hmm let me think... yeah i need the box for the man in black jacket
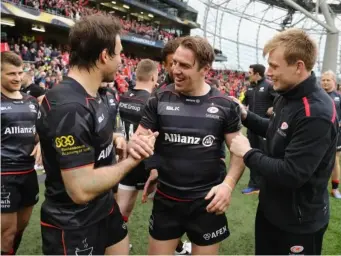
[230,28,337,255]
[241,64,276,194]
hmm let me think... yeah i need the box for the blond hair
[322,70,336,82]
[263,28,317,71]
[136,59,158,82]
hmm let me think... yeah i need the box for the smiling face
[172,46,208,94]
[265,46,305,92]
[1,63,23,93]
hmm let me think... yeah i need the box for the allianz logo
[164,133,215,147]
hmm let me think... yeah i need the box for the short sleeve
[223,101,242,134]
[139,96,159,131]
[51,104,95,170]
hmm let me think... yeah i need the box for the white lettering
[164,133,201,145]
[166,106,180,111]
[119,102,141,112]
[4,126,36,135]
[1,106,12,111]
[97,143,113,161]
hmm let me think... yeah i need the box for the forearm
[242,111,269,137]
[81,156,139,200]
[224,153,245,190]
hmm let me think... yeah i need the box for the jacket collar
[278,72,319,100]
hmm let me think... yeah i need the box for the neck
[1,86,23,99]
[291,72,311,90]
[68,67,102,97]
[134,82,153,93]
[183,80,210,97]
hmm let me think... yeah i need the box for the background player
[117,59,158,241]
[37,14,157,255]
[1,51,41,255]
[99,82,127,199]
[321,70,341,199]
[129,36,245,255]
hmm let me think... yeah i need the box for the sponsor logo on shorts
[75,238,93,256]
[290,245,304,254]
[55,135,75,148]
[1,192,11,209]
[203,226,227,240]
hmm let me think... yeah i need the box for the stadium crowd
[6,37,249,97]
[8,0,176,41]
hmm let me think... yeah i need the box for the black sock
[332,180,339,190]
[176,241,183,252]
[13,232,23,254]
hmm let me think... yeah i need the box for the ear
[99,49,108,64]
[296,60,305,74]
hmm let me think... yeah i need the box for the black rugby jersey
[99,87,121,132]
[37,77,116,229]
[119,88,151,140]
[327,91,341,124]
[140,84,241,199]
[1,93,39,173]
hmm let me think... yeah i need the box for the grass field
[18,163,341,255]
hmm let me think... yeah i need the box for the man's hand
[128,129,159,160]
[228,96,248,120]
[266,107,274,116]
[230,134,252,158]
[205,182,233,214]
[142,169,158,203]
[114,135,127,162]
[30,142,42,165]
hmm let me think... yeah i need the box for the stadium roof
[187,0,341,77]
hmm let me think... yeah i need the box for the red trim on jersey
[44,96,51,110]
[302,97,311,117]
[40,221,61,229]
[1,168,34,175]
[109,205,115,215]
[62,230,67,256]
[61,163,94,172]
[120,95,145,103]
[331,100,337,123]
[85,97,96,107]
[156,189,193,202]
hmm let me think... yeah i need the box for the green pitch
[17,165,341,255]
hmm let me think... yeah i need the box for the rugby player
[1,51,41,255]
[36,14,157,255]
[321,70,341,199]
[230,28,337,255]
[129,36,245,255]
[117,59,158,229]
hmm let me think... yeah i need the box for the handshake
[127,129,159,161]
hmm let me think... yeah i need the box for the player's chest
[157,101,225,132]
[1,99,38,123]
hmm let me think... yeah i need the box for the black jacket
[242,78,277,117]
[243,73,338,234]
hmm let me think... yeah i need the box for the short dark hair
[249,64,266,78]
[69,13,121,70]
[161,37,182,62]
[136,59,157,82]
[1,51,22,70]
[180,36,215,70]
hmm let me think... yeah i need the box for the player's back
[119,88,151,140]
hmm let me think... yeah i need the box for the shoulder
[208,88,237,108]
[294,89,336,123]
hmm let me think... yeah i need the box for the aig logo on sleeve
[55,135,75,148]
